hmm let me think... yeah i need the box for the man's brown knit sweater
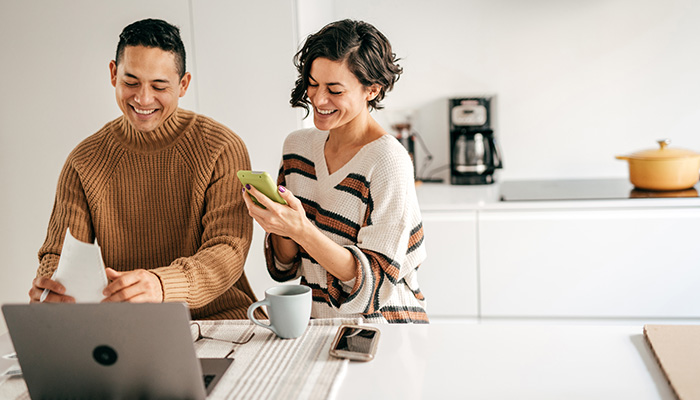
[37,108,261,319]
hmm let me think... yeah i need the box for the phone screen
[332,326,378,355]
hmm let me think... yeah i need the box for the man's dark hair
[115,19,187,78]
[291,19,403,116]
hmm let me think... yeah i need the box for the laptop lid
[2,302,229,400]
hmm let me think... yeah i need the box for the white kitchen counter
[416,180,700,211]
[0,322,677,400]
[337,322,675,400]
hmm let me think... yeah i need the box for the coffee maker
[449,97,502,184]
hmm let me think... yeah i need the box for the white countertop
[337,322,675,400]
[416,181,700,211]
[0,322,677,399]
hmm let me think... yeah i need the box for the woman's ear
[366,84,381,102]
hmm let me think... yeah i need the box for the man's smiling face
[110,45,190,132]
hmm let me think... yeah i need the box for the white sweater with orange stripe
[264,128,428,323]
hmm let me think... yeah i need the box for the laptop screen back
[2,302,208,400]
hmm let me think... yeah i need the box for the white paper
[42,228,108,303]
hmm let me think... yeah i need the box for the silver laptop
[2,302,232,400]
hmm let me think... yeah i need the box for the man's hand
[102,268,164,303]
[29,276,75,303]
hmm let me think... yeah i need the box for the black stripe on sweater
[334,173,371,204]
[282,154,317,180]
[298,196,360,242]
[407,222,424,255]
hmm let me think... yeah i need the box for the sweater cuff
[150,267,189,302]
[265,232,295,271]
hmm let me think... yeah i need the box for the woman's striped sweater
[265,128,428,323]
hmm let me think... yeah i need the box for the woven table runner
[195,318,358,400]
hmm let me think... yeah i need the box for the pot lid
[620,139,700,160]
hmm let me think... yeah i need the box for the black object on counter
[449,97,502,185]
[499,178,699,202]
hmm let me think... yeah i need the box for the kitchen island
[336,322,675,400]
[0,322,676,399]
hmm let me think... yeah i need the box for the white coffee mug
[247,285,312,339]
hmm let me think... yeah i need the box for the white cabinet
[420,211,479,318]
[478,207,700,318]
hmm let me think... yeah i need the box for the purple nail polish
[279,185,286,193]
[245,184,251,190]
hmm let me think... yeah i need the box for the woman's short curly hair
[290,19,403,115]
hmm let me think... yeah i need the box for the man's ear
[179,72,192,97]
[109,60,118,88]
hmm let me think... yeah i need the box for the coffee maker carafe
[449,97,502,184]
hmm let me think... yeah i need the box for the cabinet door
[479,207,700,318]
[420,211,478,318]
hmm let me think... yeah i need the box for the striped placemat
[197,318,360,400]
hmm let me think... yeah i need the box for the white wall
[328,0,700,181]
[189,0,300,303]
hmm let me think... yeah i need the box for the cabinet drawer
[479,208,700,318]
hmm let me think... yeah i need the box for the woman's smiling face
[306,57,378,132]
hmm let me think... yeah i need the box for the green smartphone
[237,170,287,208]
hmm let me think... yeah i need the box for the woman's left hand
[242,183,310,241]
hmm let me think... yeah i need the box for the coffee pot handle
[492,137,503,169]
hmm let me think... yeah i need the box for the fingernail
[279,185,286,193]
[242,188,245,193]
[245,184,251,190]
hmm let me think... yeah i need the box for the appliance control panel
[451,101,487,126]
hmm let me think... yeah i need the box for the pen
[39,270,58,302]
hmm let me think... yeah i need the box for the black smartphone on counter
[329,324,380,362]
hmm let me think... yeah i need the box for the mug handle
[247,299,278,336]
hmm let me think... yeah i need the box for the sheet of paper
[42,228,108,303]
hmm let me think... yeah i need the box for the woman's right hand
[242,184,310,262]
[242,184,308,239]
[243,183,358,281]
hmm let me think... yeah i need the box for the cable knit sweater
[37,108,261,320]
[265,128,428,323]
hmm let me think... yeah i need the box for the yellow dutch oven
[616,139,700,191]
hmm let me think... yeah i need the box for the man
[28,18,261,319]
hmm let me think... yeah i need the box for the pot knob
[657,139,671,150]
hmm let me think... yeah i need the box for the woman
[242,19,427,323]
